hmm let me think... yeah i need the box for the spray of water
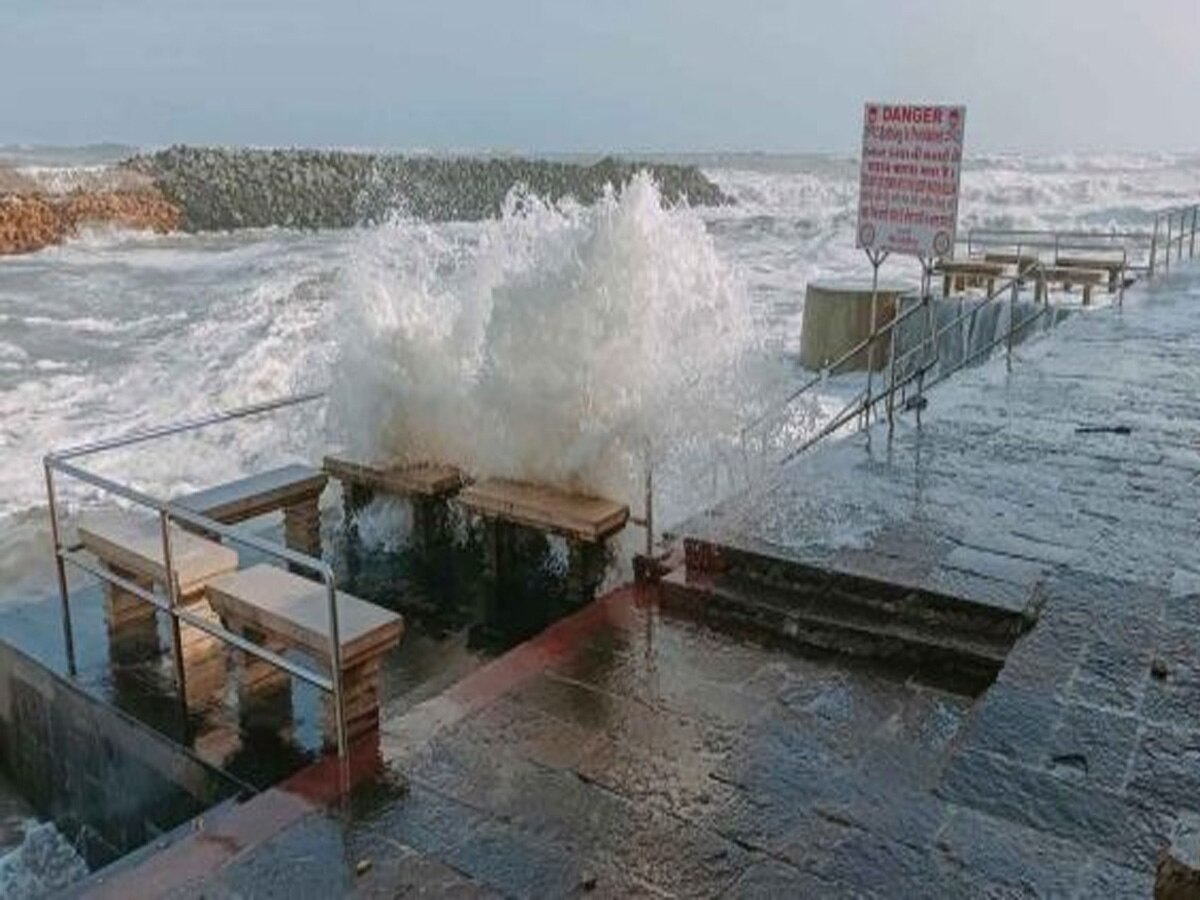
[328,173,768,518]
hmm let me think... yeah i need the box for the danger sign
[856,103,966,258]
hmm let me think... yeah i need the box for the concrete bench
[983,252,1040,274]
[206,564,404,744]
[323,455,464,550]
[458,478,629,609]
[935,260,1006,296]
[1033,266,1107,305]
[1055,255,1125,292]
[77,511,238,706]
[174,464,328,555]
[457,478,629,543]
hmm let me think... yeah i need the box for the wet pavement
[35,265,1200,895]
[679,267,1200,615]
[94,570,1184,897]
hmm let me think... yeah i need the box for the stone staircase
[661,536,1033,695]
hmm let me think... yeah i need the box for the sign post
[855,102,966,436]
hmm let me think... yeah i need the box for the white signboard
[856,103,965,258]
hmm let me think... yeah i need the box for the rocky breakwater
[122,146,731,231]
[0,167,180,255]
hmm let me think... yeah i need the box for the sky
[3,0,1198,154]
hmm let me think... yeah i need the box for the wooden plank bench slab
[174,464,327,554]
[175,464,327,523]
[79,510,239,600]
[934,260,1006,296]
[984,252,1040,272]
[206,564,403,668]
[78,511,237,701]
[324,455,467,553]
[206,564,403,742]
[457,478,629,544]
[1033,266,1107,305]
[1055,255,1125,291]
[323,455,465,500]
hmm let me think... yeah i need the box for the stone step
[661,569,1006,694]
[683,536,1029,646]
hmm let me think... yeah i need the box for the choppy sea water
[2,150,1199,615]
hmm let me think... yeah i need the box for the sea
[3,147,1200,607]
[1,145,1199,890]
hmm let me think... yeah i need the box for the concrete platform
[458,478,629,543]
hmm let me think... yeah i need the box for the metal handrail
[42,391,352,760]
[51,390,326,462]
[739,298,929,447]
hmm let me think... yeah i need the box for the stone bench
[205,564,404,745]
[174,464,328,556]
[1033,266,1107,305]
[77,511,238,707]
[323,455,464,550]
[458,478,629,609]
[1054,255,1125,292]
[983,252,1040,274]
[935,260,1007,296]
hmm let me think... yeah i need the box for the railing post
[1165,213,1172,274]
[1006,276,1018,373]
[1149,215,1159,278]
[325,572,348,761]
[883,300,902,441]
[159,510,189,711]
[44,461,77,675]
[864,250,883,430]
[643,451,654,559]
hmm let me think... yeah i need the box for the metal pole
[916,258,935,426]
[864,250,884,429]
[1149,215,1159,278]
[643,456,654,559]
[886,302,899,439]
[158,511,189,713]
[1191,205,1197,259]
[1179,209,1186,262]
[44,462,76,675]
[1005,275,1020,373]
[1165,213,1172,274]
[326,575,348,761]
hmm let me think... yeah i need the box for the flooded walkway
[76,266,1200,896]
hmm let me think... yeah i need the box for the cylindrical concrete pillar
[799,281,911,372]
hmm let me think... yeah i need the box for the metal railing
[1147,204,1200,277]
[41,392,354,759]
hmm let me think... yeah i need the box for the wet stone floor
[28,267,1200,895]
[161,577,1176,897]
[143,268,1200,897]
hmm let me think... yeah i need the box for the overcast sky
[3,0,1198,154]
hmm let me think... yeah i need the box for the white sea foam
[0,820,89,899]
[2,151,1200,607]
[328,173,771,514]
